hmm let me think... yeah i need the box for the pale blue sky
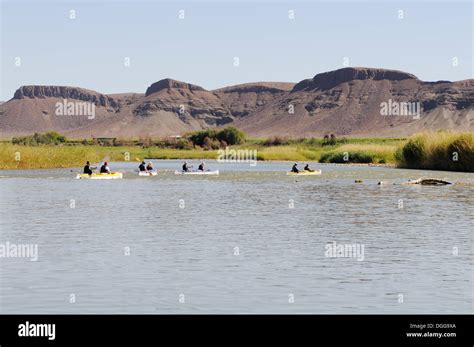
[1,1,472,100]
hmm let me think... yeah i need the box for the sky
[1,0,472,100]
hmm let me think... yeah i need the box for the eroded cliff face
[145,79,206,97]
[292,67,418,92]
[13,86,120,109]
[1,67,473,138]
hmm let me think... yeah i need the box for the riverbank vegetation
[396,132,474,172]
[1,128,473,172]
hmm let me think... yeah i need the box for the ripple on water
[0,161,472,313]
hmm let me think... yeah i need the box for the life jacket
[84,165,92,174]
[100,165,108,173]
[139,164,146,171]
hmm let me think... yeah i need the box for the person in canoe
[182,161,191,172]
[304,163,314,172]
[139,161,147,172]
[198,162,205,171]
[100,161,111,174]
[291,163,299,173]
[83,161,95,175]
[146,162,154,171]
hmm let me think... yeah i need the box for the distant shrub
[215,127,245,145]
[12,131,66,146]
[139,136,154,148]
[263,136,288,146]
[175,138,193,150]
[320,151,373,163]
[202,136,220,150]
[188,127,245,146]
[188,129,217,147]
[322,134,339,146]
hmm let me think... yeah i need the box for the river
[0,160,472,313]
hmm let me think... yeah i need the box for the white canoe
[174,170,219,175]
[76,172,123,180]
[286,170,322,176]
[138,171,157,176]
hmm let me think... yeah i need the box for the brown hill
[235,68,474,137]
[1,68,472,139]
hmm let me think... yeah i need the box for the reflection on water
[0,161,472,313]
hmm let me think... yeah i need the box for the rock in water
[404,178,452,185]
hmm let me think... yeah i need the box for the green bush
[443,134,474,171]
[263,136,288,146]
[319,151,374,163]
[187,127,245,146]
[215,127,245,145]
[175,139,193,150]
[322,134,338,146]
[398,132,474,172]
[188,129,217,147]
[202,136,220,150]
[12,131,67,146]
[402,136,425,166]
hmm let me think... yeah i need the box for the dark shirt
[198,164,204,171]
[83,165,93,175]
[291,165,299,173]
[139,163,146,171]
[182,164,189,172]
[146,165,153,171]
[100,165,108,173]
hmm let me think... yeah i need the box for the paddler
[304,163,314,172]
[291,163,299,173]
[198,162,205,171]
[146,162,154,171]
[83,161,94,175]
[139,161,147,172]
[182,161,190,172]
[100,161,111,174]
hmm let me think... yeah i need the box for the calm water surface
[0,160,472,313]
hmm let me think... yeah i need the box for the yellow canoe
[286,170,321,176]
[76,172,123,180]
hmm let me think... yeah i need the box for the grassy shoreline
[1,133,473,172]
[0,138,403,170]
